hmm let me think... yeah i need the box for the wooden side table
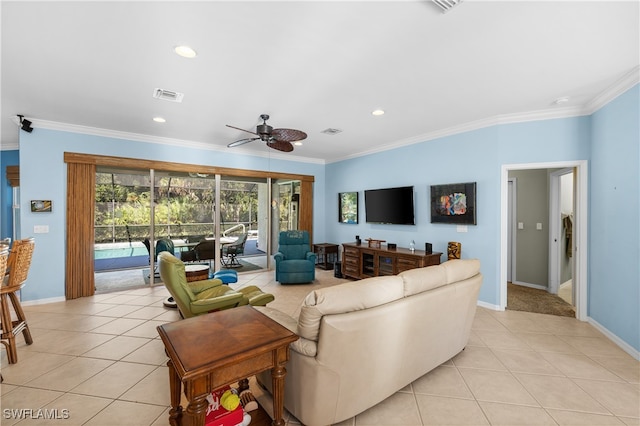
[313,243,339,270]
[157,306,299,426]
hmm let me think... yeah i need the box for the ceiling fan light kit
[432,0,463,13]
[226,114,306,153]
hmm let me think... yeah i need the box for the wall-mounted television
[364,186,415,225]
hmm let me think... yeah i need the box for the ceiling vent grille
[153,88,184,103]
[321,128,342,135]
[432,0,462,13]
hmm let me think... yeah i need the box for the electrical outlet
[536,223,543,230]
[34,225,49,233]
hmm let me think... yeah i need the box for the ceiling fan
[226,114,307,152]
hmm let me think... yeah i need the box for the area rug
[507,283,575,317]
[221,258,263,273]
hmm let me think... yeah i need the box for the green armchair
[158,252,274,318]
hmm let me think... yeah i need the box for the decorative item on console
[366,238,385,248]
[425,242,433,254]
[448,241,461,260]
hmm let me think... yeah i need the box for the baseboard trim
[21,296,66,306]
[587,317,640,361]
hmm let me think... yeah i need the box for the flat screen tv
[364,186,415,225]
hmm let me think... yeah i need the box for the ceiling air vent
[152,88,184,103]
[321,128,342,135]
[432,0,462,13]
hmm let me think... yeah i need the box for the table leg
[167,359,182,426]
[271,364,287,426]
[184,394,208,426]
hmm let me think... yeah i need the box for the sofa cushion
[297,275,404,341]
[400,259,480,297]
[278,259,315,273]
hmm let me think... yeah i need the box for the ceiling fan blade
[271,128,307,142]
[227,137,259,148]
[226,124,258,136]
[267,140,294,152]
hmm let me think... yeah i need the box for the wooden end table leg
[184,394,209,426]
[271,364,287,426]
[167,359,182,426]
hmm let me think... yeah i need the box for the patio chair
[221,233,248,268]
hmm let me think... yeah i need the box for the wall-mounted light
[17,115,33,133]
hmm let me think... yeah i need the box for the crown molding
[583,65,640,114]
[1,141,20,151]
[328,67,640,163]
[30,119,325,165]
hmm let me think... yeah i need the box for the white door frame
[507,178,517,283]
[500,160,588,320]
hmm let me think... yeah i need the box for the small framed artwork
[31,200,52,213]
[338,192,358,224]
[430,182,476,225]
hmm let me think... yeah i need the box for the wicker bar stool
[1,237,35,364]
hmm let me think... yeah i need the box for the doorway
[501,161,587,321]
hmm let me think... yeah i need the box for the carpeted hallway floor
[507,282,576,317]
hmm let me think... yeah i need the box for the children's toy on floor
[239,390,258,412]
[205,386,248,426]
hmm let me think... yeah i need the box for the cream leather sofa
[256,259,482,426]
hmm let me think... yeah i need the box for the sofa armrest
[255,306,317,357]
[305,252,316,262]
[274,252,284,262]
[290,337,317,357]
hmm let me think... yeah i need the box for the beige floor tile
[83,400,167,426]
[123,320,170,339]
[26,331,115,356]
[25,357,114,391]
[89,318,147,335]
[97,294,151,306]
[415,394,489,425]
[70,361,156,399]
[16,393,112,426]
[119,366,171,406]
[81,335,152,360]
[474,329,533,350]
[619,416,640,426]
[150,407,172,426]
[121,339,169,365]
[458,368,538,406]
[94,304,147,318]
[151,310,182,322]
[353,391,422,425]
[492,348,564,376]
[0,352,75,385]
[546,408,626,425]
[514,332,582,354]
[560,335,631,357]
[515,373,609,414]
[123,306,169,320]
[573,378,640,418]
[451,346,507,371]
[412,365,474,399]
[478,401,557,425]
[0,387,64,425]
[592,355,640,383]
[540,352,625,381]
[1,382,18,395]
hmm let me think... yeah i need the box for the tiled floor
[1,269,639,425]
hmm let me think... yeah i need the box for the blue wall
[589,85,640,351]
[326,118,591,308]
[18,130,325,301]
[1,149,19,240]
[16,85,640,353]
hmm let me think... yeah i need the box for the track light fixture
[17,115,33,133]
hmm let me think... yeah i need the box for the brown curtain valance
[6,165,19,187]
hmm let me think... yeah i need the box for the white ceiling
[1,1,638,163]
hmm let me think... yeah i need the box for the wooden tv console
[342,242,442,279]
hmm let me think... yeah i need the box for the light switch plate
[34,225,49,233]
[518,222,524,230]
[456,225,468,233]
[536,223,543,230]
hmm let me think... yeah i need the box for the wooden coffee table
[157,306,299,426]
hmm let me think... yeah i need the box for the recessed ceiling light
[372,109,385,116]
[554,96,570,105]
[174,45,197,59]
[153,117,166,123]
